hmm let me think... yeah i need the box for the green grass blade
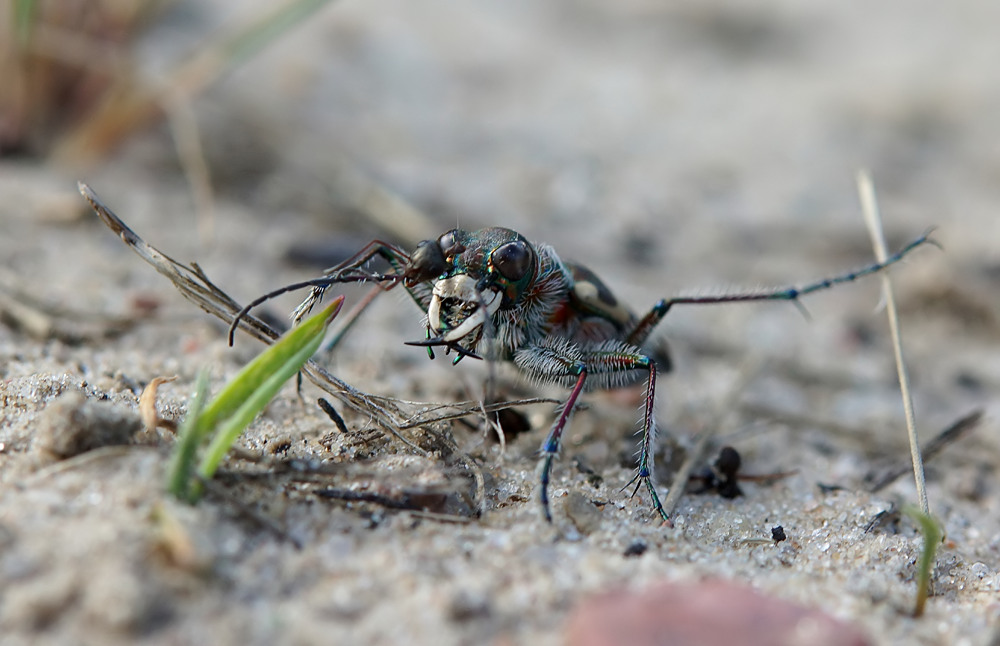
[192,297,343,490]
[193,296,343,440]
[166,367,211,502]
[221,0,336,68]
[902,504,943,617]
[13,0,38,46]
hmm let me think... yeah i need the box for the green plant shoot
[902,504,943,618]
[168,296,344,502]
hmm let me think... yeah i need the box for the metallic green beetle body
[231,226,933,523]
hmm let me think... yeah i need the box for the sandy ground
[2,1,999,644]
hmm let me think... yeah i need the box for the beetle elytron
[230,227,932,523]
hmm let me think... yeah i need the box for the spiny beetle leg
[619,362,670,524]
[524,341,669,523]
[625,231,936,348]
[537,367,588,523]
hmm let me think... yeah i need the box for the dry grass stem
[866,409,983,493]
[857,170,929,514]
[78,183,521,514]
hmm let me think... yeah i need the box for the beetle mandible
[230,227,933,523]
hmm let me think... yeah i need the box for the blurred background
[3,0,997,422]
[1,2,998,642]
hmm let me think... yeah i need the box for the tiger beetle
[229,227,933,524]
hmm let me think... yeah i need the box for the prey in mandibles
[229,227,932,523]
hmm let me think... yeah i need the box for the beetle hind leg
[517,340,670,524]
[620,361,670,524]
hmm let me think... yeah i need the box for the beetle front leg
[228,240,414,346]
[295,239,415,323]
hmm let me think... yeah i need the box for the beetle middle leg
[515,338,668,523]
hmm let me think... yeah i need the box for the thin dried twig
[404,510,475,524]
[80,182,424,451]
[78,183,525,507]
[478,397,507,462]
[393,397,561,430]
[857,170,929,514]
[866,409,983,493]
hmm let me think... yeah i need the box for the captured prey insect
[229,227,933,523]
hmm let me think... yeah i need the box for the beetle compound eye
[437,229,465,259]
[491,240,532,282]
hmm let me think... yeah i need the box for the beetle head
[404,228,537,355]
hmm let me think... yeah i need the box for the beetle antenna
[228,277,337,346]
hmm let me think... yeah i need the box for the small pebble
[623,540,648,557]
